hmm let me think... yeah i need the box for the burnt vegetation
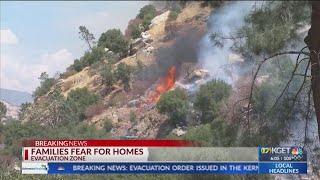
[1,1,320,179]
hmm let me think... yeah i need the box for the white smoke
[198,1,255,85]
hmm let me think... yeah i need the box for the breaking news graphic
[1,0,320,179]
[21,140,308,175]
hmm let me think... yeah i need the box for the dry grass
[59,68,100,97]
[61,81,73,92]
[84,103,106,119]
[108,91,129,107]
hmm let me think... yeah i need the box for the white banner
[21,162,48,174]
[23,147,149,162]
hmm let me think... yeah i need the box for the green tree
[100,64,115,90]
[116,62,133,90]
[168,11,179,21]
[142,13,154,31]
[0,102,7,120]
[194,79,231,123]
[3,121,47,157]
[211,1,310,56]
[104,117,113,132]
[32,72,57,100]
[66,88,100,121]
[97,29,129,56]
[138,5,156,19]
[72,59,83,72]
[130,24,142,39]
[79,26,96,50]
[18,102,31,119]
[156,88,188,124]
[82,47,106,66]
[171,117,238,147]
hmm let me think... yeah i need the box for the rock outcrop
[188,69,209,81]
[149,10,170,29]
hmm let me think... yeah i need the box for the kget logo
[261,147,272,154]
[260,147,291,154]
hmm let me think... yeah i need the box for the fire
[136,66,176,113]
[148,66,176,104]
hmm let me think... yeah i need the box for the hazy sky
[0,1,148,93]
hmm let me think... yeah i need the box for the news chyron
[21,140,308,175]
[258,146,307,174]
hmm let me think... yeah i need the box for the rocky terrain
[21,2,213,139]
[1,101,19,121]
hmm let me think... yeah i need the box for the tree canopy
[156,88,188,124]
[97,29,129,56]
[116,62,133,90]
[0,102,7,120]
[137,5,156,19]
[32,72,57,100]
[79,26,96,50]
[194,79,232,123]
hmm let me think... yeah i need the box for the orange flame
[148,66,176,104]
[136,66,176,113]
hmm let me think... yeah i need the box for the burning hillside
[148,66,176,104]
[136,66,176,113]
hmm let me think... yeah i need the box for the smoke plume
[198,1,255,85]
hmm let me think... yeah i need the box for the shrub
[142,13,155,31]
[138,5,156,19]
[168,10,179,21]
[0,102,7,120]
[129,110,137,122]
[104,117,113,132]
[73,59,83,72]
[60,68,77,79]
[156,88,188,124]
[164,21,178,38]
[97,29,129,56]
[194,79,231,123]
[32,72,57,100]
[2,121,47,157]
[82,47,106,66]
[129,24,142,39]
[125,17,143,39]
[116,62,133,90]
[66,88,100,121]
[105,52,120,64]
[100,64,115,89]
[18,103,31,120]
[84,103,105,119]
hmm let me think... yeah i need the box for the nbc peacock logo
[291,147,303,155]
[58,166,65,171]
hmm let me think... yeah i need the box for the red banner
[22,140,201,147]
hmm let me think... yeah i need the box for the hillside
[0,88,32,106]
[1,1,320,179]
[1,101,19,120]
[21,2,213,139]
